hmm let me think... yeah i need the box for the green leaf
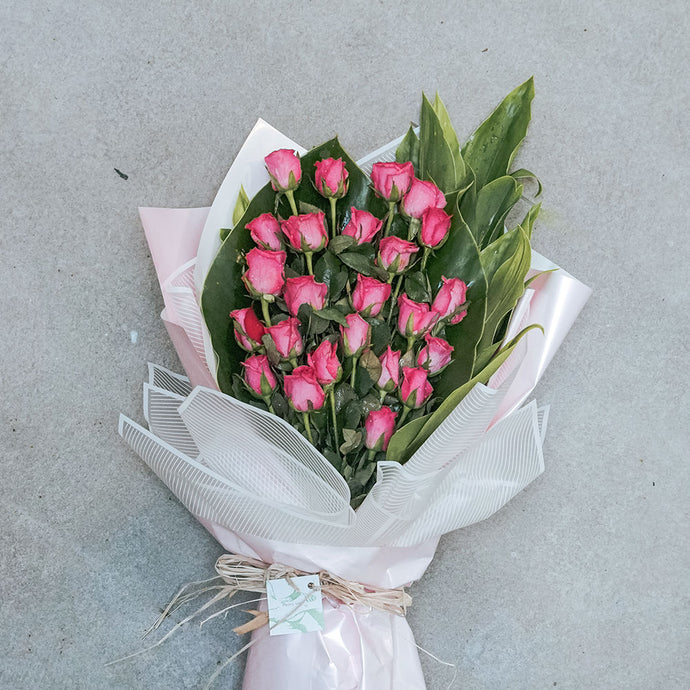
[396,125,420,173]
[232,185,250,226]
[419,93,459,193]
[464,176,522,249]
[462,77,535,190]
[386,324,542,463]
[511,168,543,198]
[329,235,355,254]
[313,307,349,326]
[385,414,430,463]
[433,93,466,183]
[520,202,541,240]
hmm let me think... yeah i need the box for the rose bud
[266,317,304,360]
[283,275,328,316]
[400,367,433,409]
[377,236,419,274]
[364,407,397,452]
[307,340,342,387]
[352,274,392,318]
[377,346,401,392]
[371,161,414,203]
[420,207,452,249]
[431,276,468,323]
[341,207,383,245]
[242,248,286,297]
[229,306,266,352]
[284,365,326,412]
[246,213,283,251]
[281,213,329,252]
[397,294,438,338]
[264,148,302,192]
[339,312,371,357]
[401,178,446,219]
[314,158,349,199]
[242,354,277,398]
[417,334,454,374]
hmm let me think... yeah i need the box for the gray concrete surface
[2,1,688,688]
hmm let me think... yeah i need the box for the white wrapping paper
[122,122,592,689]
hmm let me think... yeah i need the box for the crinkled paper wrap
[121,122,592,689]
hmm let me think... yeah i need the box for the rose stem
[397,406,410,428]
[305,252,314,276]
[379,389,386,404]
[407,218,421,241]
[386,275,404,325]
[350,355,359,388]
[302,412,314,444]
[263,395,275,415]
[329,197,337,238]
[367,449,376,463]
[383,202,396,236]
[260,297,272,327]
[329,388,340,451]
[286,190,298,216]
[420,247,430,271]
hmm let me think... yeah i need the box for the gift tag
[266,574,324,636]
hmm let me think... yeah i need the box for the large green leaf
[433,94,466,183]
[462,77,535,190]
[426,195,488,397]
[419,94,460,193]
[396,125,420,174]
[462,175,522,248]
[385,413,430,463]
[520,201,541,240]
[386,324,542,463]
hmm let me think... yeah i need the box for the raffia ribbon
[214,554,412,634]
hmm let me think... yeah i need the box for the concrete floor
[2,1,688,688]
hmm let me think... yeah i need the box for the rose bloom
[417,334,454,374]
[315,158,349,199]
[341,208,383,245]
[339,312,371,357]
[377,236,419,274]
[266,317,304,359]
[242,248,286,297]
[246,213,283,251]
[400,367,433,409]
[284,365,326,412]
[352,274,392,318]
[371,161,414,202]
[281,213,329,252]
[230,306,265,352]
[307,340,342,387]
[397,294,438,338]
[364,407,397,451]
[265,148,301,192]
[377,346,401,392]
[242,354,277,398]
[420,207,452,248]
[283,275,328,316]
[401,178,446,219]
[431,276,468,323]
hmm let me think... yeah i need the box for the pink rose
[281,213,329,252]
[284,365,325,412]
[283,275,328,316]
[339,312,371,357]
[417,334,454,374]
[264,148,302,192]
[371,161,414,202]
[397,294,438,338]
[315,158,349,199]
[229,306,266,352]
[364,407,397,451]
[401,178,446,219]
[352,274,392,318]
[246,213,283,251]
[431,276,468,323]
[377,236,419,274]
[377,346,401,392]
[242,354,277,398]
[242,248,286,297]
[420,207,452,248]
[266,317,304,360]
[307,340,342,386]
[400,367,433,409]
[341,208,383,245]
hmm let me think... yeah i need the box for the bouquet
[120,78,591,688]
